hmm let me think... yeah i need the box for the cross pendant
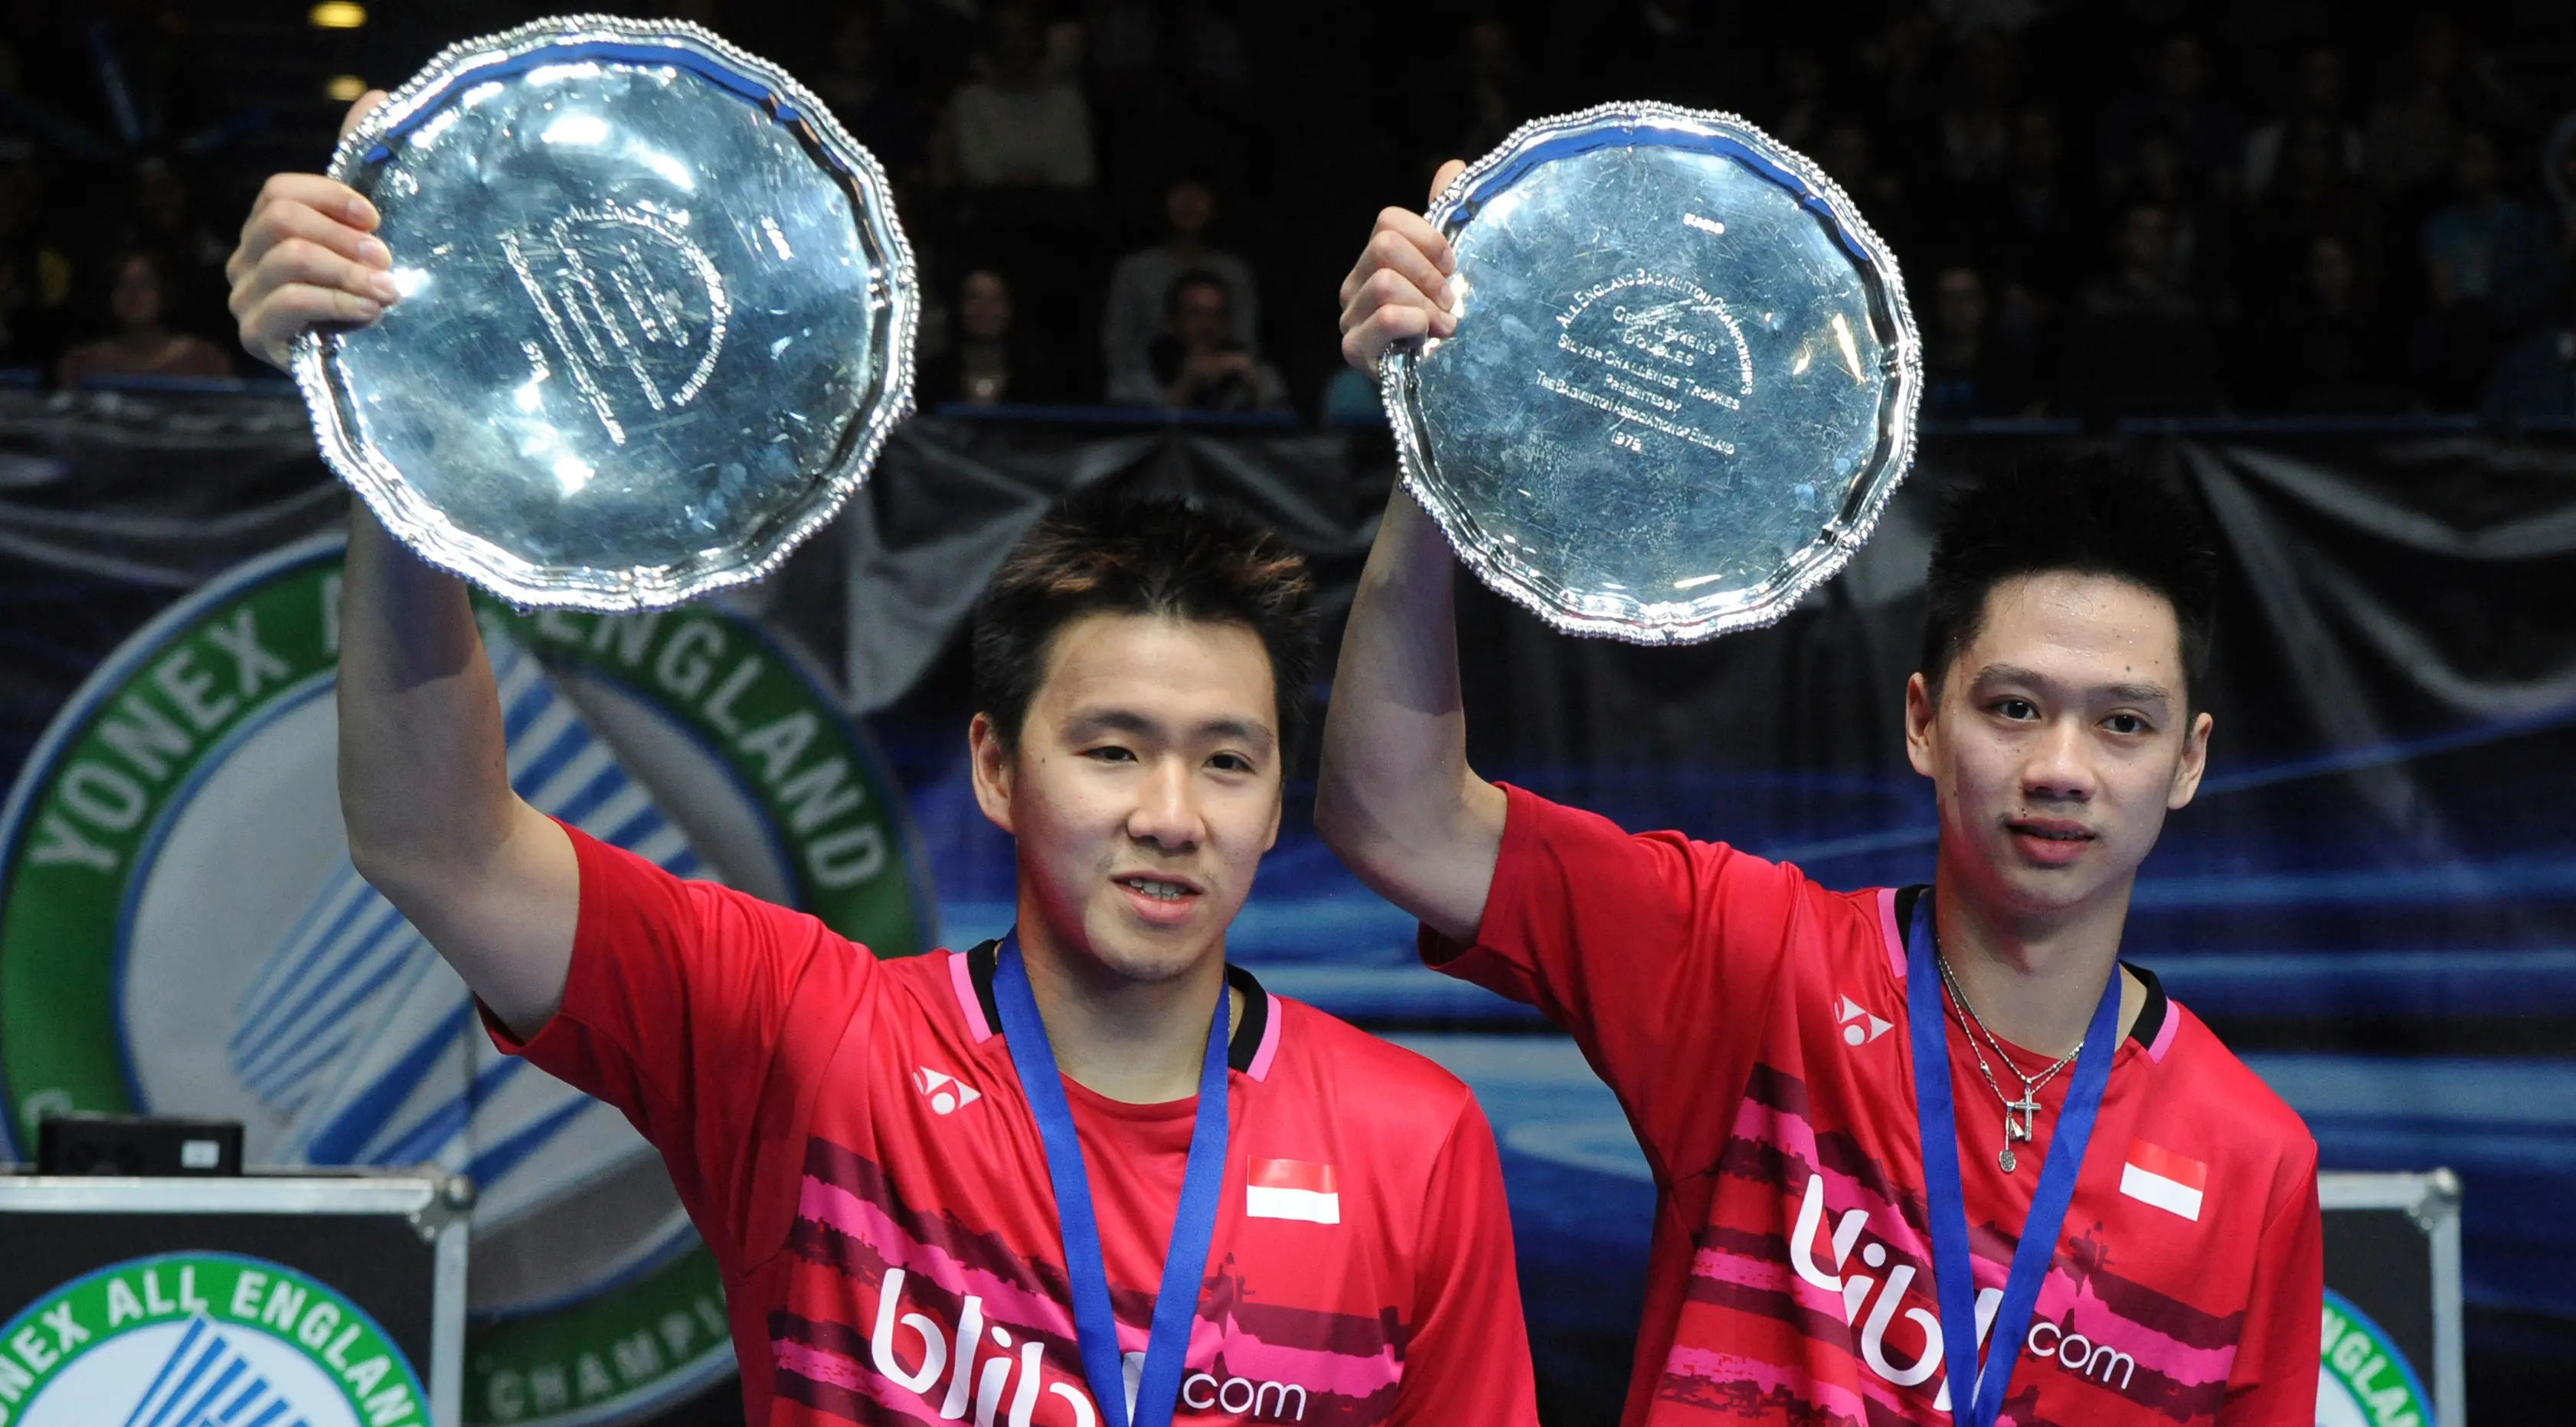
[2003,1095,2040,1144]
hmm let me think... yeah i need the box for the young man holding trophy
[1322,158,2323,1427]
[222,94,1539,1427]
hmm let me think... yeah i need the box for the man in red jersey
[1318,162,2322,1427]
[222,96,1538,1427]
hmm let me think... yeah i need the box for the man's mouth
[2009,821,2093,841]
[2006,818,2095,864]
[1115,875,1198,903]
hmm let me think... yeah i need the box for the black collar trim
[1894,886,2166,1050]
[964,940,1270,1073]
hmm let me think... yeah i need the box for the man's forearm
[1315,488,1504,942]
[335,506,517,888]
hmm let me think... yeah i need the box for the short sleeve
[2218,1140,2324,1425]
[1418,782,1822,1180]
[485,821,878,1265]
[1385,1096,1538,1427]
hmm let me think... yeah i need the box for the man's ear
[1904,671,1939,779]
[2167,709,2214,810]
[969,712,1018,834]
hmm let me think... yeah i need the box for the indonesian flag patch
[2120,1140,2208,1222]
[1247,1158,1339,1223]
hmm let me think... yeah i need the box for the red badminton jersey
[1424,786,2322,1427]
[495,825,1538,1426]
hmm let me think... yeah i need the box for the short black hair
[973,490,1317,757]
[1918,454,2218,710]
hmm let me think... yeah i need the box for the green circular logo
[0,534,936,1425]
[0,1252,427,1427]
[2317,1288,2433,1427]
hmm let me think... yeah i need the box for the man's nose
[2023,716,2097,801]
[1127,757,1205,848]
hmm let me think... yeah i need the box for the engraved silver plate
[1383,103,1921,643]
[292,15,917,610]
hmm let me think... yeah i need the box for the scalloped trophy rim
[291,12,921,612]
[1380,99,1924,646]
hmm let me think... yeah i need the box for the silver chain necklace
[1936,951,2083,1174]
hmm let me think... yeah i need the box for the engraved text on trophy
[1542,272,1753,456]
[501,204,731,446]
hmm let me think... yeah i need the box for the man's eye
[1209,752,1254,773]
[1994,698,2038,720]
[2104,714,2149,736]
[1085,746,1137,763]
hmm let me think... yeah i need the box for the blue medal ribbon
[1906,896,2121,1427]
[993,934,1231,1427]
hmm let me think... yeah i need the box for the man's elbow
[1313,779,1400,883]
[339,796,495,909]
[344,820,433,909]
[1313,782,1361,860]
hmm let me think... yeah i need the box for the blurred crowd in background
[3,0,2574,425]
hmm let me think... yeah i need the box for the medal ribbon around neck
[993,932,1231,1427]
[1906,896,2121,1427]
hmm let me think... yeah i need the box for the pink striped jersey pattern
[1421,784,2326,1427]
[495,827,1539,1427]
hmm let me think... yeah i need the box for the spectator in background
[1855,9,1943,148]
[1102,176,1257,399]
[2060,201,2221,419]
[2422,132,2556,322]
[56,248,230,389]
[920,267,1068,408]
[2415,131,2563,407]
[2244,47,2362,201]
[0,144,74,372]
[2482,282,2576,421]
[1406,18,1526,180]
[2244,116,2381,299]
[2544,113,2576,263]
[1936,29,2015,185]
[1922,265,2038,419]
[2246,233,2409,413]
[1972,106,2082,305]
[129,156,234,342]
[1767,48,1829,153]
[1164,0,1256,132]
[938,1,1096,190]
[0,248,27,371]
[2366,17,2465,200]
[2101,120,2228,305]
[1112,269,1283,412]
[1817,121,1910,251]
[811,2,936,187]
[2103,34,2241,186]
[1451,18,1525,163]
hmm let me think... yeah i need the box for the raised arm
[1313,162,1508,942]
[229,94,576,1038]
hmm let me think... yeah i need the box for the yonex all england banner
[0,1252,430,1427]
[0,532,937,1425]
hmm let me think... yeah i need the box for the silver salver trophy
[1383,103,1921,643]
[293,15,918,612]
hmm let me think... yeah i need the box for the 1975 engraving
[1543,270,1753,456]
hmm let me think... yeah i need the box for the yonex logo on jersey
[1836,994,1893,1046]
[914,1067,982,1115]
